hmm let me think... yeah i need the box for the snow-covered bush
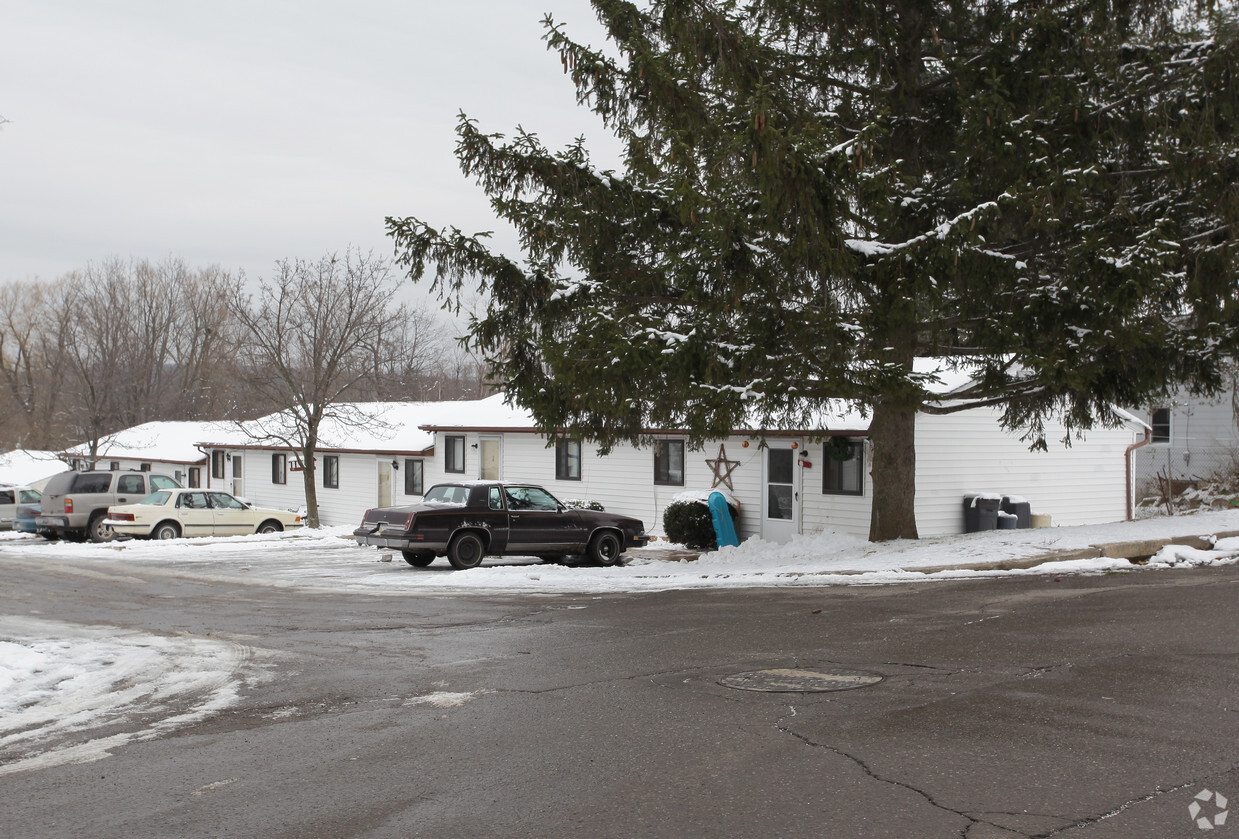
[663,498,738,550]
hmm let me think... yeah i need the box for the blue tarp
[708,491,740,548]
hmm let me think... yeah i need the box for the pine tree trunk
[867,399,919,542]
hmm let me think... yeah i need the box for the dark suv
[37,470,181,542]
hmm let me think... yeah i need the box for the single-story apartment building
[61,421,236,487]
[415,397,1146,542]
[69,379,1148,540]
[194,399,527,526]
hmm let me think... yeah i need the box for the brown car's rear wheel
[402,551,435,567]
[447,532,485,570]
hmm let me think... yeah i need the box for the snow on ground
[4,509,1239,594]
[0,617,266,776]
[3,511,1238,774]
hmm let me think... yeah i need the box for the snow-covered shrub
[663,498,738,550]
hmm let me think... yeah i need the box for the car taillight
[65,497,73,514]
[110,512,135,522]
[405,512,417,530]
[361,509,373,523]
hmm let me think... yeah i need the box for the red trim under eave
[1126,426,1153,520]
[416,425,870,438]
[194,443,434,457]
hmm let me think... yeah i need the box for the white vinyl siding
[801,407,1134,539]
[470,433,766,540]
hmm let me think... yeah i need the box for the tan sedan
[105,488,304,540]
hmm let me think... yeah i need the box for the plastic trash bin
[997,511,1018,530]
[1001,496,1031,529]
[963,494,1001,532]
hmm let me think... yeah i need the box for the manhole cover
[719,667,883,693]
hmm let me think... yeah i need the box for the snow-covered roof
[0,449,69,487]
[63,421,236,464]
[417,362,980,436]
[198,396,525,454]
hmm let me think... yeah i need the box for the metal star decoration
[706,444,741,490]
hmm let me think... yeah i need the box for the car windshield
[423,485,470,505]
[140,491,171,505]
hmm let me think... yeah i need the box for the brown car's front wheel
[588,531,622,567]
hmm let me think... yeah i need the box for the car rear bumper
[34,515,85,535]
[352,526,447,554]
[103,519,153,537]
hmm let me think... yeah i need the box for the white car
[105,489,304,540]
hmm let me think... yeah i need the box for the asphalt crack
[774,709,1016,838]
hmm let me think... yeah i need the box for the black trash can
[963,494,1001,532]
[1001,496,1031,529]
[997,511,1018,530]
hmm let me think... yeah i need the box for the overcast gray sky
[1,0,618,287]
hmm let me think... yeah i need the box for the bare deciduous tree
[229,248,412,527]
[0,279,77,448]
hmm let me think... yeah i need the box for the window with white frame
[272,453,287,485]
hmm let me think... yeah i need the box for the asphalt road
[1,555,1237,839]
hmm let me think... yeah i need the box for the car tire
[402,551,435,567]
[88,514,117,543]
[588,531,622,566]
[447,532,485,570]
[153,521,181,540]
[257,520,282,535]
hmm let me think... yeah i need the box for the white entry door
[479,437,502,480]
[762,442,801,543]
[231,454,244,498]
[376,460,393,507]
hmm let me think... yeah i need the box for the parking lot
[2,530,1238,838]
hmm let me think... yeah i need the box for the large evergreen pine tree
[389,0,1239,541]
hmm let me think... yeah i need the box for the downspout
[194,445,211,490]
[1126,427,1152,521]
